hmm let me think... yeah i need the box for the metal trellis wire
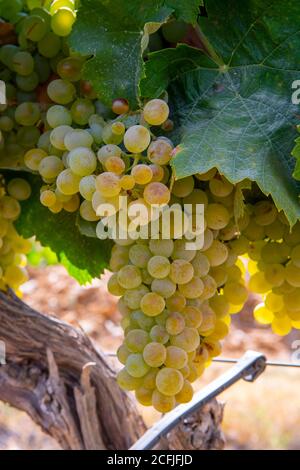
[105,349,300,450]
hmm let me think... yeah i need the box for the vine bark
[0,290,225,450]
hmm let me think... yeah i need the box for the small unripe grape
[112,98,129,115]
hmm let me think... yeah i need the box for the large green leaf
[143,0,300,225]
[14,174,112,284]
[69,0,200,107]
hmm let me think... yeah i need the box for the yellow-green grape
[49,199,63,213]
[253,303,274,325]
[172,176,194,198]
[105,156,125,175]
[131,164,153,185]
[123,125,151,153]
[166,292,186,312]
[209,175,233,197]
[248,271,272,294]
[79,175,96,201]
[265,292,284,312]
[150,325,169,344]
[156,367,183,396]
[195,168,217,181]
[0,196,21,220]
[290,245,300,268]
[123,285,149,310]
[24,148,47,171]
[209,295,230,318]
[47,79,76,105]
[200,275,217,300]
[152,389,175,413]
[175,380,194,404]
[125,329,149,353]
[117,265,142,289]
[79,201,100,222]
[135,387,153,406]
[143,99,169,126]
[129,244,152,268]
[261,242,289,264]
[271,316,292,336]
[243,220,265,241]
[107,273,126,296]
[151,278,176,299]
[147,255,170,279]
[65,129,94,150]
[120,175,135,190]
[205,203,230,230]
[132,310,155,330]
[143,182,170,205]
[126,353,150,377]
[95,172,121,197]
[111,121,125,136]
[264,218,285,240]
[247,240,266,261]
[182,305,203,328]
[223,281,248,305]
[253,200,277,226]
[51,8,76,37]
[142,368,159,390]
[4,265,28,289]
[7,178,31,201]
[117,368,143,390]
[40,190,56,208]
[56,169,81,195]
[165,346,188,369]
[204,240,228,267]
[210,266,228,287]
[178,277,204,299]
[166,312,185,335]
[117,344,131,365]
[68,147,97,177]
[38,156,64,179]
[140,292,165,316]
[149,239,174,257]
[191,252,210,277]
[285,263,300,287]
[170,327,200,352]
[171,239,196,262]
[147,139,172,165]
[97,144,122,165]
[263,263,285,287]
[143,342,166,367]
[169,259,194,284]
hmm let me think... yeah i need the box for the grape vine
[1,0,300,414]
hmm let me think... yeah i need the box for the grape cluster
[235,201,300,335]
[0,175,32,293]
[109,170,250,412]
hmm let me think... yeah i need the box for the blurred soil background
[0,265,300,450]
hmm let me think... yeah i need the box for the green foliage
[142,0,300,225]
[69,0,200,107]
[15,175,112,284]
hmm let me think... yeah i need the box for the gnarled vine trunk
[0,290,225,450]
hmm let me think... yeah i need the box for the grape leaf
[14,174,112,284]
[69,0,200,107]
[143,0,300,225]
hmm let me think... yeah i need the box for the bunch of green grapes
[27,95,173,219]
[236,201,300,335]
[0,175,32,293]
[0,0,85,169]
[108,170,249,412]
